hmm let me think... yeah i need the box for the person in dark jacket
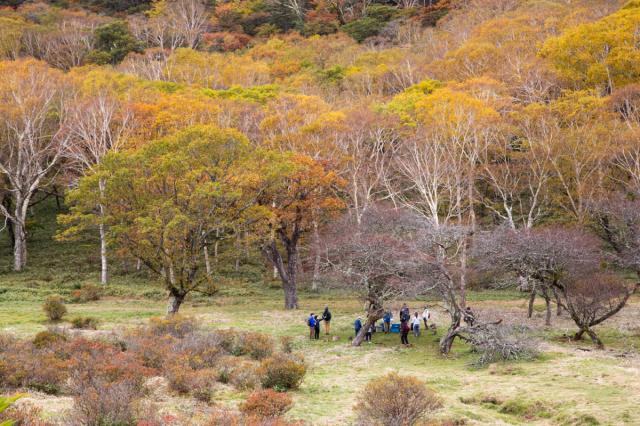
[400,303,410,323]
[400,319,410,346]
[354,317,362,337]
[322,306,332,335]
[464,306,476,326]
[314,315,322,339]
[308,313,316,340]
[364,323,373,343]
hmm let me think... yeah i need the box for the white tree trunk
[204,244,211,275]
[99,222,108,284]
[98,178,109,285]
[13,221,26,271]
[311,220,321,292]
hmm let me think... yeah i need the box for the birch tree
[0,59,70,271]
[58,91,132,284]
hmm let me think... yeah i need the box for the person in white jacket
[422,307,430,329]
[411,312,421,337]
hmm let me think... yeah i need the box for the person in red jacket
[400,319,410,346]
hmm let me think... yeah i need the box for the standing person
[422,306,430,329]
[314,315,322,340]
[365,323,373,343]
[400,303,410,323]
[383,310,392,334]
[322,306,332,335]
[412,312,421,337]
[400,319,410,346]
[308,313,316,340]
[354,317,362,338]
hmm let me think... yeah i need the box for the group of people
[398,304,434,346]
[306,304,477,347]
[307,306,332,339]
[353,304,436,346]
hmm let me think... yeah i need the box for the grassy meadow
[1,203,640,425]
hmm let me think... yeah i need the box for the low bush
[0,400,54,425]
[70,284,102,303]
[71,316,99,330]
[240,389,293,419]
[499,397,555,420]
[173,332,225,369]
[241,332,274,360]
[0,341,69,394]
[258,353,306,390]
[70,380,140,426]
[229,360,260,390]
[42,295,67,322]
[33,330,66,349]
[147,315,196,338]
[355,372,442,426]
[124,334,176,369]
[189,368,218,403]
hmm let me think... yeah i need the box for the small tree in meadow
[43,295,67,322]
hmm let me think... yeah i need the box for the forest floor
[1,203,640,425]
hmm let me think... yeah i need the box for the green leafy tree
[88,21,142,65]
[61,125,272,314]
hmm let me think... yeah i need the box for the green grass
[1,201,640,424]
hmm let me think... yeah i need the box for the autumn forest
[1,0,640,425]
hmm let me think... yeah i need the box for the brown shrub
[33,330,66,349]
[240,389,293,419]
[173,332,225,369]
[70,316,99,330]
[258,353,306,390]
[355,372,442,426]
[229,360,261,390]
[190,368,218,403]
[204,408,302,426]
[70,380,140,426]
[0,339,69,395]
[147,315,197,338]
[125,334,177,369]
[42,295,67,322]
[241,333,274,360]
[0,401,53,426]
[70,284,102,303]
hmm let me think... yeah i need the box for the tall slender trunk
[204,244,211,275]
[99,222,108,284]
[284,243,299,309]
[311,220,321,292]
[98,179,108,285]
[214,228,220,264]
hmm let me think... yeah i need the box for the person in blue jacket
[354,317,362,337]
[383,310,392,334]
[308,313,316,340]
